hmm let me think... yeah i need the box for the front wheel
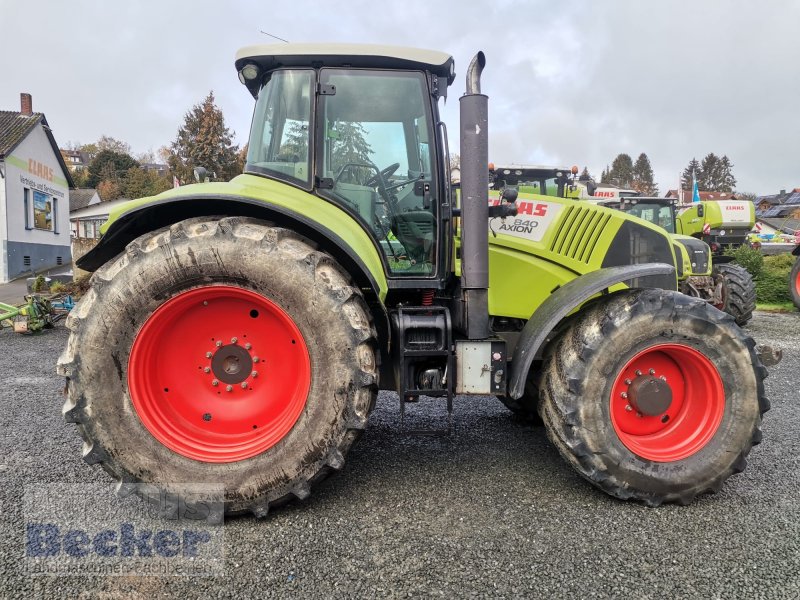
[540,289,769,506]
[58,217,379,517]
[713,263,756,326]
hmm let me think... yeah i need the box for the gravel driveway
[1,311,799,598]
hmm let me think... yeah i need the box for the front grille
[549,205,611,263]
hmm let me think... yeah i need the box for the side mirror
[501,188,518,203]
[194,167,211,183]
[586,181,598,196]
[697,204,704,217]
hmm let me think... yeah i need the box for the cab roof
[235,43,455,97]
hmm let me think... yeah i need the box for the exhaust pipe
[459,52,489,340]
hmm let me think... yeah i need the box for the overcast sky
[2,0,797,194]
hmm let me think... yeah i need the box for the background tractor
[59,44,773,517]
[675,199,756,256]
[791,246,800,309]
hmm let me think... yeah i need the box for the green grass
[756,302,796,313]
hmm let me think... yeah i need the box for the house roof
[69,198,131,220]
[69,188,98,212]
[759,217,800,234]
[0,110,74,187]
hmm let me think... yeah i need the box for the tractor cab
[595,197,678,234]
[236,44,456,277]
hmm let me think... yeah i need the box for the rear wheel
[58,217,378,517]
[790,255,800,310]
[540,289,768,506]
[713,263,756,326]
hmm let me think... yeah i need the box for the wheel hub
[627,375,672,416]
[211,343,253,385]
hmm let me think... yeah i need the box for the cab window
[317,69,436,275]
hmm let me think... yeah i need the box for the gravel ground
[1,310,799,598]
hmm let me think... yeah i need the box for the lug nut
[241,382,248,389]
[253,356,260,363]
[216,341,222,347]
[231,337,238,344]
[660,375,667,382]
[649,368,656,375]
[245,343,252,350]
[203,301,208,306]
[635,370,642,376]
[625,405,633,412]
[251,370,258,378]
[206,352,213,358]
[624,379,632,385]
[204,367,211,374]
[226,385,233,392]
[621,392,628,399]
[212,379,219,387]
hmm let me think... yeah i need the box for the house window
[53,198,59,234]
[33,190,54,231]
[23,188,31,229]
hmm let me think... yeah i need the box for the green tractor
[590,196,756,326]
[59,44,775,516]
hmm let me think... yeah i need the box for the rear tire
[790,255,800,310]
[58,217,379,517]
[540,289,768,506]
[714,263,756,326]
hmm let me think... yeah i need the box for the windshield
[625,202,675,233]
[246,70,313,187]
[317,69,436,275]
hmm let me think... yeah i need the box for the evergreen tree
[579,166,592,181]
[86,150,139,188]
[329,121,373,183]
[698,153,721,190]
[718,155,737,192]
[121,167,172,199]
[632,153,658,196]
[600,165,610,183]
[167,91,240,184]
[607,153,634,188]
[680,158,701,190]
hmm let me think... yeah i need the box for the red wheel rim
[128,286,310,463]
[610,344,725,462]
[795,268,800,297]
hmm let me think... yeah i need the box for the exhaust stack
[459,52,489,340]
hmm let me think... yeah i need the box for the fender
[507,263,676,399]
[77,193,392,352]
[78,193,387,302]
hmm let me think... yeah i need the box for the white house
[0,93,73,282]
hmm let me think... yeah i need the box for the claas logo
[726,205,745,211]
[516,201,549,216]
[489,198,549,216]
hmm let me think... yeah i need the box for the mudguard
[507,263,676,399]
[77,193,388,303]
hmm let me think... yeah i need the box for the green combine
[59,45,776,516]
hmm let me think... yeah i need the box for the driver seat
[391,210,435,264]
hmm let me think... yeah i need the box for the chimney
[20,93,32,116]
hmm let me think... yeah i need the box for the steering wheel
[366,163,400,188]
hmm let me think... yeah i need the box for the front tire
[540,289,768,506]
[713,263,756,326]
[58,217,379,517]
